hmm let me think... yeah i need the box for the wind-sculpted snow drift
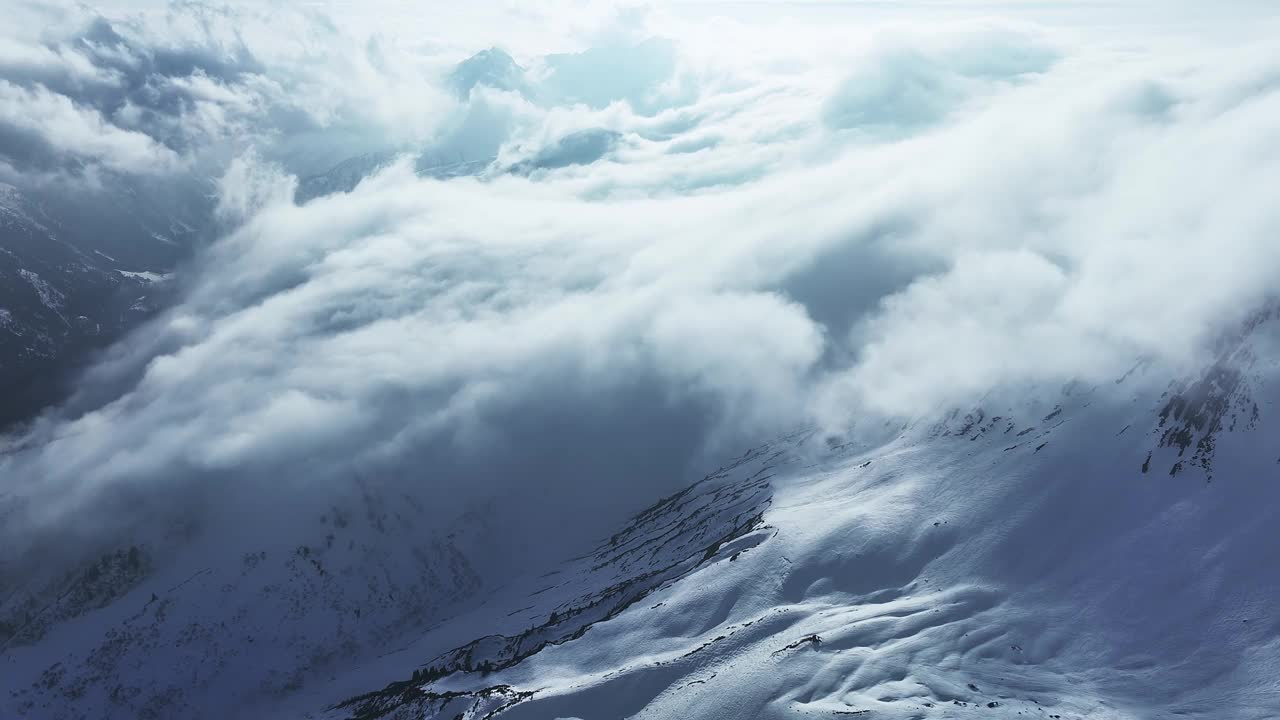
[3,314,1278,719]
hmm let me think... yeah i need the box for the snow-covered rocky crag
[4,311,1276,720]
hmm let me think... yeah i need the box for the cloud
[0,35,119,89]
[823,24,1059,134]
[0,79,184,175]
[0,4,462,185]
[2,3,1279,592]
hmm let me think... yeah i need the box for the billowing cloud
[2,2,1279,591]
[0,79,184,175]
[823,24,1058,133]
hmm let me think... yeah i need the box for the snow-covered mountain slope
[4,314,1276,719]
[0,470,500,719]
[301,317,1280,720]
[0,181,200,430]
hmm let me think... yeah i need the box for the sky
[1,0,1278,580]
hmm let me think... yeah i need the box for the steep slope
[3,316,1277,720]
[0,181,199,430]
[0,475,495,719]
[0,437,786,719]
[305,317,1280,719]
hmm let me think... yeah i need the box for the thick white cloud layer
[0,80,184,174]
[2,2,1278,578]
